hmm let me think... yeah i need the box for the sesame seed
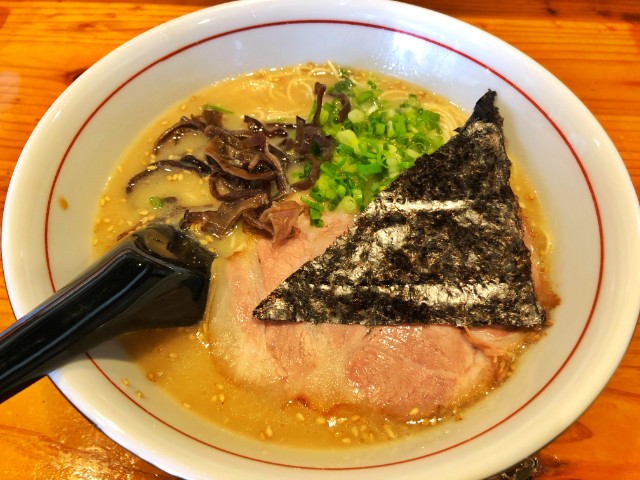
[409,407,419,416]
[135,390,144,399]
[147,372,157,382]
[316,416,326,425]
[182,402,191,409]
[121,378,130,387]
[295,413,305,421]
[265,425,274,438]
[341,438,352,444]
[383,424,396,439]
[169,352,178,359]
[350,415,361,422]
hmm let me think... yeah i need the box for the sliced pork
[205,211,530,419]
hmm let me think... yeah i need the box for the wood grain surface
[0,1,638,478]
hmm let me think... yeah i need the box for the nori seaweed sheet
[253,91,547,327]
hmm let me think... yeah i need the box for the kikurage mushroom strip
[125,83,335,240]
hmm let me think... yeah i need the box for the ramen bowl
[3,0,639,479]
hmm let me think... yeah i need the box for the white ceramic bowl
[3,1,639,479]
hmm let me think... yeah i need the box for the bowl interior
[3,1,639,479]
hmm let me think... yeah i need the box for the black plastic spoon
[0,224,215,403]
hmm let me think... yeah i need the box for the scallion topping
[149,196,163,209]
[203,104,234,114]
[307,70,443,218]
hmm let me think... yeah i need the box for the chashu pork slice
[253,90,548,328]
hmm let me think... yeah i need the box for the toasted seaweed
[253,91,547,328]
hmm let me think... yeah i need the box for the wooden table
[0,1,638,478]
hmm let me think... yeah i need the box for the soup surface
[93,63,554,448]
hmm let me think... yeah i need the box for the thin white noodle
[268,83,289,103]
[286,78,315,103]
[379,89,413,101]
[326,60,340,78]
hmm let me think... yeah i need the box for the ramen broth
[93,63,552,448]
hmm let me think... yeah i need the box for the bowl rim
[3,0,639,478]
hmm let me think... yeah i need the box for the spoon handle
[0,228,212,403]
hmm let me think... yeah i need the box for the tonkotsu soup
[93,63,555,448]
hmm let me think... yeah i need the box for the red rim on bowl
[41,19,604,470]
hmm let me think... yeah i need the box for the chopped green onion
[330,79,353,94]
[357,162,383,175]
[203,104,233,114]
[337,195,359,214]
[301,196,325,227]
[356,90,374,104]
[347,109,366,123]
[149,196,163,209]
[301,162,312,179]
[335,130,359,149]
[304,69,443,225]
